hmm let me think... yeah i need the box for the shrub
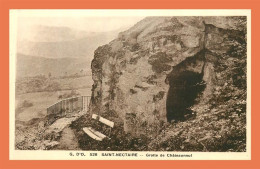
[58,90,80,100]
[22,100,33,108]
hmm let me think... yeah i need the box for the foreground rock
[15,111,86,150]
[89,16,247,138]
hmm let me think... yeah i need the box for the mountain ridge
[17,25,129,59]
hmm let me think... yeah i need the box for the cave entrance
[166,71,206,122]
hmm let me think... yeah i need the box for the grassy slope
[16,54,91,79]
[15,76,92,149]
[16,75,93,94]
[15,75,93,122]
[16,88,91,122]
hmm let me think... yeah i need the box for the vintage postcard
[9,9,251,160]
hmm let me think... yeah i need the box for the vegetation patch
[71,114,149,151]
[134,85,149,91]
[146,75,157,85]
[58,90,80,100]
[153,91,165,102]
[15,100,34,117]
[148,52,172,73]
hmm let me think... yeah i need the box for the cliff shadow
[166,71,206,122]
[165,47,208,122]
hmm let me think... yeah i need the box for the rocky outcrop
[89,16,246,136]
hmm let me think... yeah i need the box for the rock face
[89,16,246,136]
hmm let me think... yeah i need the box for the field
[15,75,93,150]
[15,76,92,122]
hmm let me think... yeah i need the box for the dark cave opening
[166,71,206,122]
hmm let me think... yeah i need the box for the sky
[17,16,145,32]
[16,16,145,42]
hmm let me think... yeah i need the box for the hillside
[16,25,128,79]
[74,16,247,151]
[17,25,125,59]
[16,53,90,78]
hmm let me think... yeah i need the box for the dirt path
[56,126,80,150]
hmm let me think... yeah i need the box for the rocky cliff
[89,16,247,139]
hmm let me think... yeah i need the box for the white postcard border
[9,9,251,160]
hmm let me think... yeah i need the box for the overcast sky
[16,16,145,42]
[17,16,145,32]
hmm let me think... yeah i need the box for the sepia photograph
[9,9,251,160]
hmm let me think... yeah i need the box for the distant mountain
[17,25,99,42]
[17,25,128,59]
[16,53,90,78]
[16,25,130,78]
